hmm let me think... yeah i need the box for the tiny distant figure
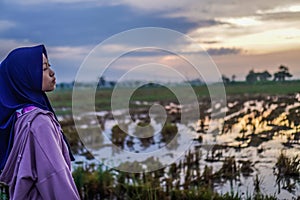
[0,45,80,199]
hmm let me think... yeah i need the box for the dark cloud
[120,48,177,57]
[206,47,243,55]
[0,2,218,82]
[0,3,202,46]
[201,40,220,44]
[259,11,300,21]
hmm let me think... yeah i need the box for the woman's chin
[43,85,56,92]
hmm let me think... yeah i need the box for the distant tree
[222,75,230,84]
[246,70,272,83]
[98,76,106,87]
[279,65,288,72]
[257,70,272,81]
[273,65,292,81]
[186,78,203,86]
[109,81,116,87]
[246,70,258,83]
[231,74,236,83]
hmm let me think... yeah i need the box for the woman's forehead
[42,53,48,62]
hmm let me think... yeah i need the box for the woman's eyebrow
[43,62,51,66]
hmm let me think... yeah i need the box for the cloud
[44,45,95,82]
[1,0,300,83]
[112,0,299,20]
[0,20,16,32]
[257,4,300,14]
[3,0,110,6]
[47,45,92,60]
[0,3,200,47]
[206,47,243,56]
[5,0,300,22]
[7,0,299,22]
[0,39,35,59]
[259,11,300,22]
[187,7,300,55]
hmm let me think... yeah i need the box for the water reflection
[61,93,300,198]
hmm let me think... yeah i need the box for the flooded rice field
[61,93,300,199]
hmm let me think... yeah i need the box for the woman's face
[42,53,56,92]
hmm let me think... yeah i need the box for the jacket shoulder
[15,107,57,129]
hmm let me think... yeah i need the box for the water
[67,94,300,199]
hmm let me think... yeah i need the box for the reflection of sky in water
[90,121,194,170]
[71,97,300,198]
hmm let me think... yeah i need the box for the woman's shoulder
[14,107,61,141]
[16,107,57,127]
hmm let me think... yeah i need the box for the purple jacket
[0,108,80,200]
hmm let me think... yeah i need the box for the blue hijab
[0,44,73,171]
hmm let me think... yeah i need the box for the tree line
[222,65,293,84]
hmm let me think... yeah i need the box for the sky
[0,0,299,83]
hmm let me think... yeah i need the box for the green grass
[47,80,300,114]
[224,80,300,95]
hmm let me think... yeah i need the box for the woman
[0,45,80,199]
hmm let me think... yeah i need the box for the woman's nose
[50,68,55,77]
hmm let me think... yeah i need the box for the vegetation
[69,152,279,200]
[274,151,300,178]
[245,70,272,83]
[273,151,300,194]
[49,80,300,115]
[0,188,8,200]
[273,65,293,81]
